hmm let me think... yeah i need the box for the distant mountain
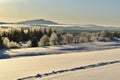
[16,19,59,25]
[82,24,104,28]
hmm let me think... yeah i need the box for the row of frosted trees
[0,27,120,49]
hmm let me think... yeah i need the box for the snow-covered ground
[1,41,120,59]
[39,63,120,80]
[0,47,120,80]
[0,41,120,80]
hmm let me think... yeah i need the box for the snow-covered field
[1,41,120,59]
[39,63,120,80]
[0,42,120,80]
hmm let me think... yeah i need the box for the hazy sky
[0,0,120,26]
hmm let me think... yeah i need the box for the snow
[0,41,120,59]
[0,47,120,80]
[39,63,120,80]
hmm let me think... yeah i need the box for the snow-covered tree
[47,27,53,37]
[38,35,49,46]
[63,33,73,44]
[7,41,20,48]
[3,37,10,47]
[79,37,89,43]
[49,32,58,45]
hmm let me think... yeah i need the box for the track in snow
[18,60,120,80]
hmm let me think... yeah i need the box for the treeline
[0,27,120,49]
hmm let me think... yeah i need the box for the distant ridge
[82,24,104,28]
[16,19,59,25]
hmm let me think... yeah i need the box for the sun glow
[0,0,11,3]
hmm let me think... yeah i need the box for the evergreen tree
[0,37,4,49]
[31,37,38,47]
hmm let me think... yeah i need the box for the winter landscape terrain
[0,41,120,80]
[0,41,120,59]
[0,19,120,80]
[1,0,120,80]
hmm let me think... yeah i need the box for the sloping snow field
[1,41,120,58]
[0,47,120,80]
[39,63,120,80]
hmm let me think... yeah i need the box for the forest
[0,27,120,49]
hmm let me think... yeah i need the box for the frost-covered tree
[26,40,31,47]
[8,28,22,43]
[49,32,58,45]
[57,34,63,45]
[63,33,73,44]
[47,27,53,37]
[73,35,80,43]
[90,35,97,42]
[0,27,119,49]
[3,37,10,47]
[79,36,89,43]
[80,32,92,42]
[98,31,111,41]
[38,35,49,46]
[100,30,110,38]
[2,37,20,48]
[7,41,20,49]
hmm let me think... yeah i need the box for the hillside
[16,19,59,25]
